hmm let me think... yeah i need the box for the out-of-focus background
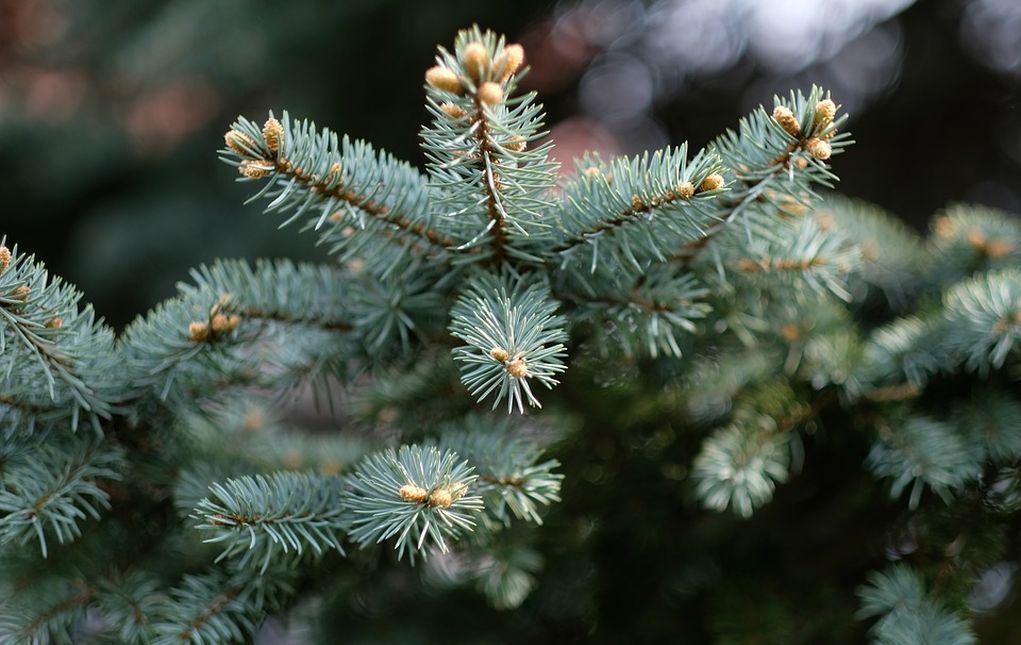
[2,0,1020,328]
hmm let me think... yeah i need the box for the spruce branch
[692,418,791,518]
[0,441,123,557]
[222,113,463,267]
[421,26,559,263]
[449,271,568,413]
[151,567,293,645]
[192,472,347,574]
[0,239,117,433]
[867,416,982,509]
[553,147,725,277]
[676,87,852,266]
[857,565,976,645]
[0,576,95,645]
[436,415,562,527]
[341,445,483,562]
[939,268,1021,374]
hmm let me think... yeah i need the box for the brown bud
[45,317,62,329]
[490,346,510,362]
[0,246,10,274]
[795,157,810,169]
[224,129,257,155]
[211,314,234,334]
[477,81,503,105]
[262,117,284,155]
[494,44,525,82]
[814,99,837,129]
[780,323,801,342]
[400,484,429,504]
[244,410,265,431]
[773,106,801,137]
[227,314,241,331]
[188,321,209,342]
[11,285,29,301]
[507,356,529,378]
[860,240,880,262]
[583,167,602,180]
[676,181,695,199]
[462,42,489,80]
[804,138,832,160]
[426,65,462,93]
[631,194,646,211]
[966,228,987,251]
[440,102,466,119]
[320,460,343,476]
[428,488,454,509]
[699,173,725,192]
[505,135,527,152]
[934,216,956,238]
[239,160,275,179]
[986,238,1013,258]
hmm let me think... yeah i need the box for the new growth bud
[462,41,489,81]
[262,117,284,155]
[676,181,695,199]
[699,173,725,192]
[490,346,510,362]
[773,106,801,137]
[507,356,529,378]
[426,65,462,93]
[400,484,429,504]
[477,81,503,105]
[804,138,832,161]
[814,99,837,129]
[188,321,210,342]
[224,129,257,155]
[429,488,454,508]
[239,160,275,179]
[0,246,10,274]
[493,44,524,82]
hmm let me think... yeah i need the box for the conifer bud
[224,129,256,155]
[699,173,725,192]
[814,99,837,129]
[239,160,275,179]
[795,157,809,169]
[400,484,428,504]
[505,135,527,152]
[428,487,454,508]
[0,246,10,274]
[804,138,832,160]
[462,42,489,80]
[211,313,239,334]
[584,167,602,180]
[188,321,209,342]
[45,317,62,329]
[986,239,1013,259]
[262,117,284,155]
[477,81,503,105]
[934,216,956,238]
[11,285,29,302]
[426,65,462,93]
[676,181,695,199]
[440,102,466,119]
[507,356,529,378]
[494,44,525,82]
[490,346,510,362]
[773,106,801,137]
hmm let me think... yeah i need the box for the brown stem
[273,158,460,252]
[471,99,508,263]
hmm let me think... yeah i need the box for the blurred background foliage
[3,0,1020,328]
[3,1,1021,642]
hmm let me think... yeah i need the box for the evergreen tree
[1,26,1019,643]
